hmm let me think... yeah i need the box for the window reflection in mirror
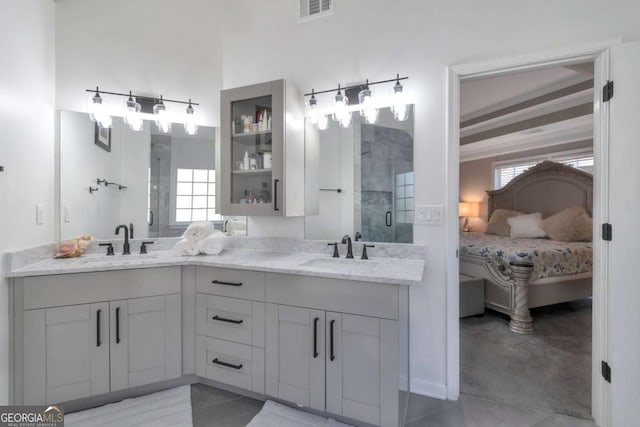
[304,106,414,243]
[58,111,246,241]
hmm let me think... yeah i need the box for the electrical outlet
[36,204,44,225]
[64,205,71,223]
[415,205,444,226]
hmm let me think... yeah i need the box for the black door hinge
[603,80,614,102]
[602,223,613,241]
[601,361,611,383]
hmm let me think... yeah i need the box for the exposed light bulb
[184,100,198,136]
[124,91,143,131]
[317,114,329,130]
[391,75,409,121]
[87,87,112,128]
[358,81,378,124]
[308,90,319,125]
[153,95,172,133]
[332,85,351,128]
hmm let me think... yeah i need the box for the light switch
[415,205,444,226]
[36,204,44,225]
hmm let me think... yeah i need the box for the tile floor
[190,384,597,427]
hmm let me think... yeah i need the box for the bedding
[484,209,524,236]
[542,206,592,242]
[460,232,592,280]
[507,212,546,238]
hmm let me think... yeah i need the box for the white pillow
[507,213,547,238]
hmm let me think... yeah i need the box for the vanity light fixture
[124,91,143,131]
[153,95,172,133]
[358,79,378,124]
[184,99,198,136]
[391,74,409,121]
[87,87,112,129]
[304,74,409,129]
[332,84,352,128]
[84,87,199,135]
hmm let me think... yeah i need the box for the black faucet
[129,222,134,239]
[341,235,354,259]
[115,225,130,255]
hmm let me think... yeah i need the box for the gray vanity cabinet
[23,303,110,404]
[265,304,326,411]
[219,79,317,217]
[109,295,182,391]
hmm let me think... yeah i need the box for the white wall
[0,0,55,404]
[55,0,223,127]
[52,0,640,400]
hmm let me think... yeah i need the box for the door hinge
[601,361,611,383]
[602,223,613,241]
[603,80,614,102]
[456,249,459,259]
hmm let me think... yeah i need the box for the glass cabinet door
[230,95,274,207]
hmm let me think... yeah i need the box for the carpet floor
[460,298,592,420]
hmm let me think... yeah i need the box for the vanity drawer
[196,267,265,301]
[195,335,264,394]
[196,294,265,347]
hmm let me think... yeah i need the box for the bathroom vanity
[7,239,424,427]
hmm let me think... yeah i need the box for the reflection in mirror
[58,111,246,241]
[305,107,414,243]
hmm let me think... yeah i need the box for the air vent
[299,0,333,22]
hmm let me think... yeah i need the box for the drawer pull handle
[96,309,102,347]
[313,317,319,358]
[116,307,121,344]
[212,358,243,370]
[211,279,243,287]
[212,315,243,325]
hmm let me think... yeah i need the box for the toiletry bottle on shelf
[262,109,268,131]
[243,150,250,171]
[267,115,271,130]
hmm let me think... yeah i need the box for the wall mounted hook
[89,186,99,194]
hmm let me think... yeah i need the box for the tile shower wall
[360,124,413,243]
[149,135,176,237]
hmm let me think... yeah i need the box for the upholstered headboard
[487,161,593,219]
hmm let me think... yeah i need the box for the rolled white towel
[197,231,227,255]
[172,238,199,256]
[183,221,215,243]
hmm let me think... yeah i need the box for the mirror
[58,111,246,241]
[304,107,414,243]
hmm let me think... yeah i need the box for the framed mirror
[58,111,246,241]
[304,106,414,243]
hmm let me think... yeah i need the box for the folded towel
[172,238,199,256]
[197,231,227,255]
[182,221,215,242]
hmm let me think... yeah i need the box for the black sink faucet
[341,235,354,259]
[115,225,131,255]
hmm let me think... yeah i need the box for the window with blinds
[494,154,594,189]
[299,0,333,21]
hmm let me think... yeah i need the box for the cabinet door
[23,303,109,404]
[326,313,399,427]
[220,80,285,216]
[110,294,181,391]
[265,304,325,411]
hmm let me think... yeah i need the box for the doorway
[445,40,613,427]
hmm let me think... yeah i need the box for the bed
[459,160,593,334]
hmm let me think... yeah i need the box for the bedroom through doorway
[457,62,596,421]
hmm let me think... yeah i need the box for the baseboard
[410,378,448,400]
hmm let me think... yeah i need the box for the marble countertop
[6,248,425,286]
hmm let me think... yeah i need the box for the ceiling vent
[298,0,333,22]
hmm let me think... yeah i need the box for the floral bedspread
[459,233,593,280]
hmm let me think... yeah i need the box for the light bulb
[124,91,143,131]
[391,76,409,121]
[358,82,378,124]
[184,100,198,136]
[308,91,319,125]
[153,96,172,133]
[87,87,112,128]
[332,85,351,128]
[317,114,329,130]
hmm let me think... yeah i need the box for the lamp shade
[459,202,480,218]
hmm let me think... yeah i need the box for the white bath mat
[247,400,353,427]
[64,385,192,426]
